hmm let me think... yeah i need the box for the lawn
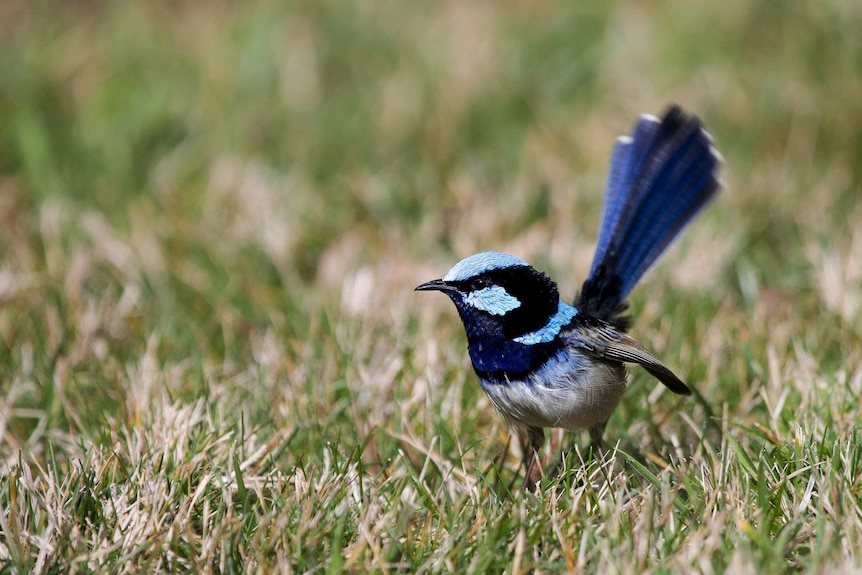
[1,1,861,573]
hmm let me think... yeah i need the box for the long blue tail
[576,105,722,329]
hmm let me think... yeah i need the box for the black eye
[471,277,490,290]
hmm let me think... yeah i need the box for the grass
[1,0,861,572]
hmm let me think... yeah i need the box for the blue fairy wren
[416,105,722,483]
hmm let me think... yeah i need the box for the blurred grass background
[1,0,861,572]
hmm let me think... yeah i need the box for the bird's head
[416,252,561,342]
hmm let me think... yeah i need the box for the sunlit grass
[1,0,861,572]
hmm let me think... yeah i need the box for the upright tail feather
[576,105,722,329]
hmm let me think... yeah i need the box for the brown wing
[565,319,692,395]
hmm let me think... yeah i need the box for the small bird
[416,105,722,484]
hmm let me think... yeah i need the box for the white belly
[480,356,627,430]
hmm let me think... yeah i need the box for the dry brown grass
[1,0,861,572]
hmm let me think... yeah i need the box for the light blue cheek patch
[513,302,578,344]
[465,286,522,316]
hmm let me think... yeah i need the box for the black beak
[415,279,457,293]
